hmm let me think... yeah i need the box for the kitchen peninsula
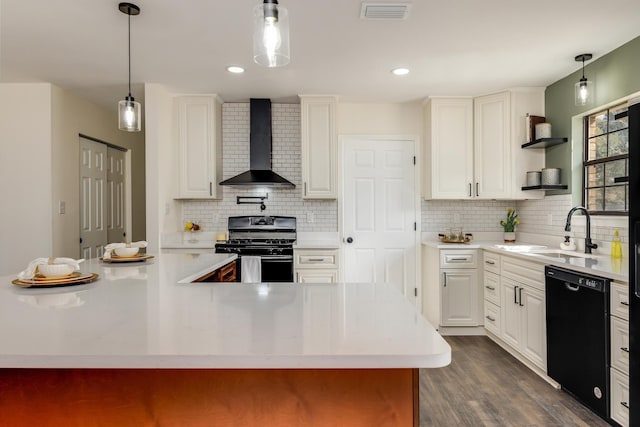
[0,253,450,426]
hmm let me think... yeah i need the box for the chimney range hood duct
[220,98,295,188]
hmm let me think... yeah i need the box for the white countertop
[293,232,341,249]
[0,253,450,369]
[422,239,629,282]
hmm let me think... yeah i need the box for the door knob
[345,237,354,244]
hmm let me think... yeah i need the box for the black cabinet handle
[514,286,518,304]
[621,301,629,306]
[519,287,524,306]
[443,272,447,287]
[468,183,472,197]
[621,401,630,409]
[485,260,496,265]
[621,346,630,353]
[485,285,495,291]
[485,315,495,322]
[209,182,213,196]
[476,182,479,197]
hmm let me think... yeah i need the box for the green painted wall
[545,35,640,202]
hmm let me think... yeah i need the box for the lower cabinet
[194,260,237,282]
[500,277,546,369]
[610,281,630,427]
[441,269,479,326]
[482,251,546,372]
[295,249,339,283]
[610,367,630,427]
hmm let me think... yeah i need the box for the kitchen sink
[492,244,548,253]
[534,252,584,259]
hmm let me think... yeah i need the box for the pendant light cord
[127,6,132,97]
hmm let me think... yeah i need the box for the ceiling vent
[360,2,411,20]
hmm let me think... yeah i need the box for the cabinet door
[500,278,521,349]
[474,91,511,199]
[423,98,474,199]
[296,270,338,283]
[176,96,222,199]
[440,269,479,326]
[521,285,546,370]
[611,316,630,375]
[610,368,630,427]
[300,96,337,199]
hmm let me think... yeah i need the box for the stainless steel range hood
[219,98,295,188]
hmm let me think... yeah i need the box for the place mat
[12,273,99,288]
[100,254,154,263]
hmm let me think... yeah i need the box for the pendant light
[574,53,594,106]
[118,2,141,132]
[253,0,290,67]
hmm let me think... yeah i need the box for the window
[583,102,629,214]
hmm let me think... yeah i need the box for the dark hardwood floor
[419,336,610,426]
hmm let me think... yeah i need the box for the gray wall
[545,35,640,199]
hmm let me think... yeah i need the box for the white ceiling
[2,0,640,110]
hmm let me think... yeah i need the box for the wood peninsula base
[1,368,419,426]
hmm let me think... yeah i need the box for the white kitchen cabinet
[439,250,481,327]
[499,276,546,370]
[610,280,630,426]
[423,89,544,200]
[295,249,339,283]
[300,95,337,199]
[611,367,630,427]
[422,247,482,332]
[474,92,511,199]
[175,95,222,199]
[611,315,630,375]
[441,269,479,326]
[423,97,474,199]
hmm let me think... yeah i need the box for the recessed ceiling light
[227,66,245,74]
[391,67,410,76]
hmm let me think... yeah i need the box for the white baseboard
[438,326,486,336]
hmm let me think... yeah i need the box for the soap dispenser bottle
[560,235,576,251]
[611,229,623,259]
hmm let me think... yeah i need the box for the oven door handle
[259,255,294,261]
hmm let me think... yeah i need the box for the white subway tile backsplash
[182,103,628,244]
[182,103,338,232]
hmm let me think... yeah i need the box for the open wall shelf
[521,184,568,191]
[521,138,568,149]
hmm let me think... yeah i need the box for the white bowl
[114,247,139,257]
[37,263,75,278]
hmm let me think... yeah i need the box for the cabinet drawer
[484,271,500,306]
[295,250,339,269]
[611,282,630,321]
[611,316,630,375]
[484,301,501,336]
[483,252,500,274]
[501,256,544,291]
[610,368,630,427]
[440,250,478,269]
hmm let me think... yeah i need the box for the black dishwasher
[545,265,610,420]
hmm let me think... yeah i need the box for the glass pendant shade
[253,1,290,67]
[118,96,141,132]
[575,78,594,106]
[118,2,141,132]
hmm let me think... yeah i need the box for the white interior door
[79,137,107,259]
[107,147,126,243]
[342,137,417,302]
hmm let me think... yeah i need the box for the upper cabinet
[175,95,223,199]
[423,88,545,200]
[423,98,474,199]
[300,95,337,199]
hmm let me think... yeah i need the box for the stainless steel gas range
[214,216,296,282]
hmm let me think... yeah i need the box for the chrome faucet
[564,206,598,254]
